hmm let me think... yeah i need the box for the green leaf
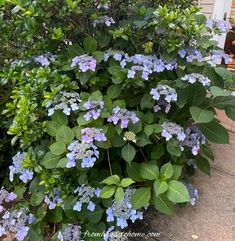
[47,207,63,222]
[50,141,66,155]
[52,111,68,126]
[41,152,61,169]
[57,158,68,168]
[131,187,151,209]
[100,186,116,199]
[107,85,121,99]
[167,181,190,203]
[171,165,182,180]
[101,175,120,185]
[67,43,84,57]
[139,163,159,180]
[56,126,74,144]
[195,156,211,176]
[126,162,145,182]
[190,106,214,124]
[45,121,61,137]
[152,195,174,215]
[121,143,136,164]
[84,36,97,54]
[28,226,42,241]
[115,187,124,203]
[120,178,135,188]
[199,121,229,144]
[30,192,45,206]
[128,121,142,134]
[108,66,127,84]
[214,67,232,82]
[154,180,168,196]
[166,140,182,157]
[225,107,235,121]
[87,206,104,224]
[144,125,154,137]
[210,86,231,98]
[160,162,173,179]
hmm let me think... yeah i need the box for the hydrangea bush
[0,0,235,240]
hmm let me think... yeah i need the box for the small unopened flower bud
[123,131,136,143]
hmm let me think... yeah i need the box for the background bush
[0,0,235,240]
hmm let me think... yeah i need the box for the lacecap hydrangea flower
[95,0,111,10]
[81,128,107,143]
[106,188,144,229]
[206,19,231,32]
[9,152,34,183]
[83,100,104,121]
[73,185,101,212]
[107,106,139,129]
[150,84,177,113]
[103,226,128,241]
[178,47,203,62]
[71,54,97,72]
[93,16,115,27]
[161,122,186,141]
[184,182,199,206]
[0,188,17,213]
[58,224,84,241]
[33,53,56,66]
[46,91,81,116]
[0,208,34,241]
[181,73,211,86]
[44,188,64,210]
[182,126,206,156]
[104,51,177,80]
[210,50,232,65]
[66,141,99,168]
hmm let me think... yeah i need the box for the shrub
[0,0,235,240]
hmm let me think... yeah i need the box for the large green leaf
[52,111,68,126]
[41,152,61,169]
[152,195,174,215]
[45,121,61,137]
[167,181,190,203]
[154,180,168,196]
[121,143,136,164]
[56,126,75,144]
[139,163,159,180]
[101,175,120,185]
[190,106,214,124]
[195,156,211,176]
[210,86,231,98]
[214,67,232,82]
[199,121,229,144]
[84,36,97,54]
[131,187,151,209]
[100,186,116,199]
[30,192,45,206]
[107,84,121,99]
[49,141,67,155]
[225,107,235,121]
[160,162,173,179]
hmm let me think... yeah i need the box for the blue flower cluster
[181,73,211,86]
[178,48,203,62]
[107,106,139,129]
[83,100,104,121]
[106,188,144,229]
[66,141,99,168]
[104,51,177,80]
[71,54,97,72]
[46,91,81,116]
[210,50,232,65]
[182,126,206,156]
[73,185,101,212]
[150,84,177,113]
[0,188,17,213]
[103,226,128,241]
[161,122,186,141]
[184,183,199,206]
[81,128,107,143]
[33,53,56,66]
[0,208,34,241]
[206,19,231,32]
[44,188,64,210]
[9,152,34,184]
[96,0,111,10]
[58,224,84,241]
[93,16,115,27]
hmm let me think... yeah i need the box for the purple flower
[71,54,96,72]
[182,73,211,86]
[108,106,139,129]
[83,100,104,121]
[81,128,107,143]
[161,122,186,142]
